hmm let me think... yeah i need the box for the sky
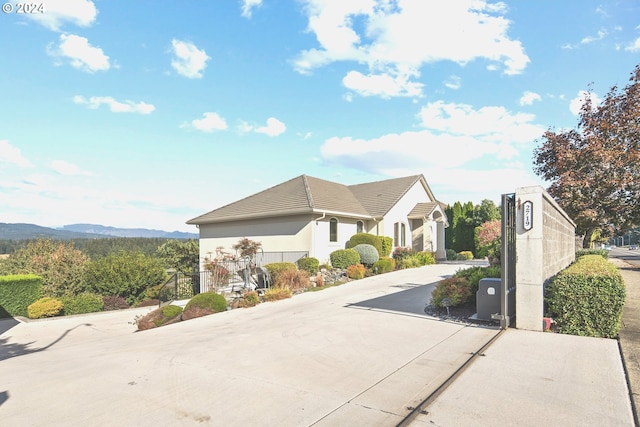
[1,0,639,233]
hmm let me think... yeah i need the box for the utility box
[475,278,502,321]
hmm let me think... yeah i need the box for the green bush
[446,249,457,261]
[184,291,227,314]
[546,255,625,338]
[0,274,43,318]
[346,264,366,280]
[297,257,319,275]
[457,251,474,260]
[373,257,395,274]
[330,248,361,269]
[61,293,104,315]
[264,262,297,285]
[454,266,501,297]
[576,248,608,259]
[352,244,380,266]
[414,251,436,266]
[396,256,422,270]
[27,297,64,319]
[83,251,168,305]
[380,236,393,257]
[430,277,472,308]
[137,304,183,330]
[347,233,383,256]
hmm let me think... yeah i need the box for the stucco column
[435,221,446,260]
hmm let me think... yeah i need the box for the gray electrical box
[475,278,502,321]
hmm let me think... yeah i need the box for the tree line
[445,199,501,257]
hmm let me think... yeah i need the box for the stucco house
[187,174,448,267]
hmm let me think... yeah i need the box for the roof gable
[187,174,436,225]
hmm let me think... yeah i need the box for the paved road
[0,263,500,426]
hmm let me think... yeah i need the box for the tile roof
[187,174,430,225]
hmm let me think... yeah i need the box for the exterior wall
[383,181,432,248]
[515,186,576,331]
[313,216,365,264]
[198,214,314,268]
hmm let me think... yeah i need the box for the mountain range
[0,223,198,240]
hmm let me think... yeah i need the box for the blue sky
[1,0,639,233]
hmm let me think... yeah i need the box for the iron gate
[500,193,516,328]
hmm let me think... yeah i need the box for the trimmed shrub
[182,291,227,320]
[264,262,297,285]
[373,257,395,274]
[102,295,130,311]
[137,305,183,330]
[454,266,501,297]
[546,254,625,338]
[380,236,393,257]
[263,286,292,301]
[576,248,609,259]
[0,274,43,318]
[27,297,64,319]
[353,244,380,266]
[446,249,457,261]
[347,233,383,256]
[61,293,104,315]
[430,277,472,308]
[414,251,436,266]
[330,248,360,269]
[274,269,310,291]
[457,251,474,260]
[297,257,319,275]
[346,264,366,280]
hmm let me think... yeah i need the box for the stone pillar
[435,221,446,260]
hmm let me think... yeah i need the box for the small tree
[232,238,262,259]
[157,239,199,273]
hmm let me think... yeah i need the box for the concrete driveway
[0,263,499,426]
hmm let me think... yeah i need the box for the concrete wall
[515,186,576,331]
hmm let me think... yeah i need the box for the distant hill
[62,224,197,239]
[0,223,197,240]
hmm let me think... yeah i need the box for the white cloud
[580,29,607,45]
[417,101,543,144]
[293,0,529,98]
[241,0,263,18]
[170,39,210,79]
[625,37,640,52]
[569,90,602,115]
[342,69,423,98]
[48,34,110,73]
[51,160,92,176]
[0,140,33,168]
[73,96,155,114]
[444,75,462,90]
[23,0,97,31]
[255,117,286,136]
[183,112,228,132]
[519,91,541,106]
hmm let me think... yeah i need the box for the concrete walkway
[0,260,636,426]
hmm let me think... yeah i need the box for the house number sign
[523,201,533,231]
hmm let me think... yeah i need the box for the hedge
[347,233,383,256]
[0,274,43,318]
[546,254,625,338]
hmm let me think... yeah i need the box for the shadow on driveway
[0,322,92,361]
[346,281,437,317]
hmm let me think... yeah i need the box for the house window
[356,221,364,233]
[394,222,406,247]
[329,218,338,242]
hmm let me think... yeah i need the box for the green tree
[473,199,500,226]
[157,239,199,272]
[83,251,168,304]
[534,66,640,247]
[0,239,88,297]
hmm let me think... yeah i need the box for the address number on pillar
[523,201,533,231]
